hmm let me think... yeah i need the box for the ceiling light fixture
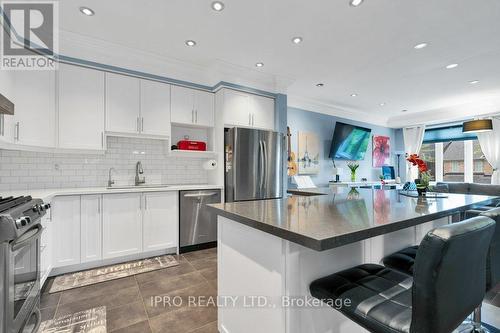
[292,37,303,44]
[445,63,458,69]
[185,40,197,47]
[349,0,364,7]
[255,62,264,68]
[462,119,493,133]
[316,83,324,87]
[380,103,386,106]
[211,1,225,12]
[79,7,95,16]
[350,93,358,97]
[414,42,428,49]
[469,80,479,85]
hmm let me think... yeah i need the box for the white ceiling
[58,0,500,126]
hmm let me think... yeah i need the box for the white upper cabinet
[171,85,214,127]
[194,90,215,127]
[142,192,178,251]
[140,79,171,136]
[12,70,56,147]
[105,73,141,134]
[102,193,142,259]
[250,94,275,130]
[0,70,14,144]
[220,89,275,130]
[58,64,105,150]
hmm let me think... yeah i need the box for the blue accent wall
[287,107,399,187]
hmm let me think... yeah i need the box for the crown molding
[287,95,390,128]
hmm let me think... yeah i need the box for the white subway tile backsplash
[0,136,209,190]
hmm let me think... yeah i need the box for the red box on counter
[177,140,207,151]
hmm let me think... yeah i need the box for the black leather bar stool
[382,207,500,332]
[310,216,496,333]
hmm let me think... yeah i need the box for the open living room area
[0,0,499,333]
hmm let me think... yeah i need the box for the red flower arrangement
[406,154,428,173]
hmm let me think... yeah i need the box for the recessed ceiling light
[380,103,386,106]
[292,37,303,44]
[469,80,480,85]
[350,93,358,97]
[414,42,428,50]
[211,1,225,11]
[255,62,264,68]
[445,63,458,69]
[185,40,197,47]
[316,83,324,87]
[349,0,364,7]
[402,109,408,113]
[79,7,95,16]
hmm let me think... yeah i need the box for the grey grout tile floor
[40,247,218,333]
[39,247,499,333]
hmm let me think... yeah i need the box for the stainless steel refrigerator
[225,127,284,202]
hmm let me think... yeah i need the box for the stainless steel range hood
[0,93,14,115]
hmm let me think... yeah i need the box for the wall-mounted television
[329,122,372,160]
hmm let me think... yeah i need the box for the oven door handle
[11,225,43,251]
[21,307,41,333]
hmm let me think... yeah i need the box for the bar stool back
[310,216,496,333]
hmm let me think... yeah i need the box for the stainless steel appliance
[0,196,50,333]
[179,190,221,252]
[0,93,14,115]
[225,127,283,202]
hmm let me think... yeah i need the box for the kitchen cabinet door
[250,94,275,130]
[140,79,171,136]
[102,193,142,259]
[12,70,56,147]
[194,90,215,127]
[143,192,178,252]
[105,73,140,134]
[171,85,195,125]
[58,64,105,150]
[222,89,252,127]
[0,70,14,144]
[52,196,81,267]
[81,195,102,263]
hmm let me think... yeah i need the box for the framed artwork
[298,131,320,174]
[372,135,391,167]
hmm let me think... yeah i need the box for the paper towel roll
[203,159,218,170]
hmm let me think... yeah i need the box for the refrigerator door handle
[259,140,265,192]
[262,140,268,191]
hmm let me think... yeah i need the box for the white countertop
[1,184,224,202]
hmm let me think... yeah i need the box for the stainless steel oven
[1,196,48,333]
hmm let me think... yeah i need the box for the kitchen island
[208,188,498,333]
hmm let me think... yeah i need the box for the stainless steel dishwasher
[179,189,222,252]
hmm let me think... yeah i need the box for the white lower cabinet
[143,192,178,251]
[52,196,81,268]
[81,195,103,263]
[102,193,143,259]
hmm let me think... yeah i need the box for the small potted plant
[406,154,431,196]
[347,162,360,182]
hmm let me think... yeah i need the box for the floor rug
[39,307,106,333]
[49,255,179,293]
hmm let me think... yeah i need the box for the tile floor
[40,247,500,333]
[40,247,218,333]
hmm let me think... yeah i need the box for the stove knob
[32,205,40,213]
[15,217,28,228]
[39,205,45,212]
[43,203,51,210]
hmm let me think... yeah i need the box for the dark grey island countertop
[207,188,498,251]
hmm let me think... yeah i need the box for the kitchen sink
[106,184,170,190]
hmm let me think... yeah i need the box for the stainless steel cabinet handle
[195,110,198,123]
[15,121,20,141]
[101,132,104,148]
[97,197,101,214]
[192,110,194,123]
[141,117,144,132]
[249,113,251,125]
[144,196,147,210]
[136,117,140,132]
[0,115,4,136]
[252,114,255,126]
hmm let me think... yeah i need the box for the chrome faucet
[135,161,145,186]
[108,167,116,187]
